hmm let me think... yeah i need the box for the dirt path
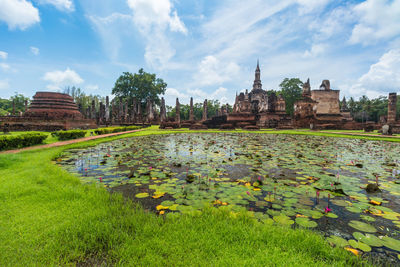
[0,129,143,154]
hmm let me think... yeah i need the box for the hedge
[94,125,142,135]
[51,130,86,141]
[0,133,48,151]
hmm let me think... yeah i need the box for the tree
[278,78,303,116]
[112,69,167,110]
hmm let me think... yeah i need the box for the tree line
[0,69,397,123]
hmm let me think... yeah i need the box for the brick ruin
[0,92,96,131]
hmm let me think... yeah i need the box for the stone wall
[311,90,340,114]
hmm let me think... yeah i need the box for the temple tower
[189,97,194,121]
[252,60,262,90]
[175,98,180,124]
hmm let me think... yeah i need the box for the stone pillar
[189,97,194,121]
[131,98,137,123]
[12,99,15,116]
[124,101,128,123]
[87,106,92,120]
[137,101,142,123]
[91,100,96,120]
[202,99,208,121]
[160,97,166,123]
[24,100,28,113]
[176,98,180,124]
[119,98,123,123]
[388,93,397,124]
[146,98,154,123]
[105,96,110,124]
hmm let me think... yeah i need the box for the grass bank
[0,128,370,266]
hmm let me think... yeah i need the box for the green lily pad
[381,236,400,252]
[353,232,382,247]
[348,220,377,233]
[326,236,348,247]
[273,215,294,226]
[135,192,149,198]
[360,215,376,222]
[295,217,317,228]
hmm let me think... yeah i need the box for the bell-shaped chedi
[24,92,84,119]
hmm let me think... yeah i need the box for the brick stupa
[25,92,83,119]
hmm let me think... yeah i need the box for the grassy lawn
[0,127,380,265]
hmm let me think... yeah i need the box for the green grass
[0,127,374,266]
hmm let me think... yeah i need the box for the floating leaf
[295,217,317,228]
[135,192,149,198]
[273,215,294,226]
[381,236,400,252]
[348,220,377,233]
[326,236,348,247]
[352,232,382,247]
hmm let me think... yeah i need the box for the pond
[57,133,400,263]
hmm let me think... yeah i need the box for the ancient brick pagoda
[0,92,96,131]
[25,92,84,119]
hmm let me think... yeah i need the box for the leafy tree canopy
[112,69,167,106]
[278,78,303,116]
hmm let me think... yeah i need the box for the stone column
[124,101,128,123]
[146,98,154,123]
[176,98,180,124]
[137,101,142,123]
[160,97,166,123]
[12,99,15,116]
[131,98,137,123]
[24,100,28,113]
[189,97,194,121]
[388,93,397,124]
[105,96,110,124]
[202,99,208,121]
[91,100,96,120]
[119,98,123,123]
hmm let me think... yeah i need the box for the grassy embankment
[0,127,376,266]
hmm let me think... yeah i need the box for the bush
[0,133,48,151]
[94,125,142,135]
[51,130,86,141]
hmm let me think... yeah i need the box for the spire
[252,59,262,91]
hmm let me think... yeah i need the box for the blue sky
[0,0,399,106]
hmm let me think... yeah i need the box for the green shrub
[51,130,86,141]
[0,133,48,151]
[94,125,142,135]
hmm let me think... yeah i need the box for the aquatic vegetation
[58,133,400,261]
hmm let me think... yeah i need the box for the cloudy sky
[0,0,399,105]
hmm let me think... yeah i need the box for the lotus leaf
[295,217,317,228]
[348,220,377,233]
[273,215,294,226]
[326,236,348,247]
[381,236,400,252]
[135,192,149,198]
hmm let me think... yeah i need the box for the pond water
[58,133,400,263]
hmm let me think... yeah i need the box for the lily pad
[295,217,317,228]
[135,192,149,198]
[273,215,294,226]
[348,220,377,233]
[381,236,400,252]
[352,232,382,247]
[326,236,348,247]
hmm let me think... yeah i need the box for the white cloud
[43,68,84,90]
[164,87,189,105]
[193,55,240,87]
[127,0,187,68]
[0,0,40,30]
[0,63,11,71]
[350,49,400,98]
[211,87,230,104]
[30,46,39,55]
[350,0,400,45]
[88,13,132,61]
[0,51,8,60]
[296,0,332,14]
[303,43,327,58]
[38,0,74,12]
[0,79,9,90]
